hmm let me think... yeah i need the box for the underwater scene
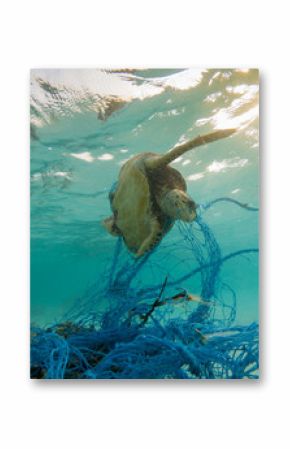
[30,68,259,379]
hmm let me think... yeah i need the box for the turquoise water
[30,68,259,329]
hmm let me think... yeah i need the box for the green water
[30,68,259,326]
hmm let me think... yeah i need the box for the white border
[1,1,289,448]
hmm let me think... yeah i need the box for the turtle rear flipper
[102,217,121,236]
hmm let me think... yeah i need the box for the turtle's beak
[187,199,197,221]
[188,199,196,211]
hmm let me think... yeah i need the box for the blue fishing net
[30,197,259,379]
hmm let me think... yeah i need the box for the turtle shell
[111,154,153,253]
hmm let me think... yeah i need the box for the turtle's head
[160,189,197,222]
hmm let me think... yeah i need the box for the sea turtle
[103,128,236,257]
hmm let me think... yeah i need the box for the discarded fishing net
[31,198,259,379]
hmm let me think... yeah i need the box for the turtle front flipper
[136,219,162,257]
[144,128,237,169]
[102,216,122,236]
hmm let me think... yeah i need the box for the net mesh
[31,197,259,379]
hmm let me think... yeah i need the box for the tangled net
[31,197,259,379]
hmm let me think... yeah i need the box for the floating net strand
[31,196,259,379]
[200,197,259,212]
